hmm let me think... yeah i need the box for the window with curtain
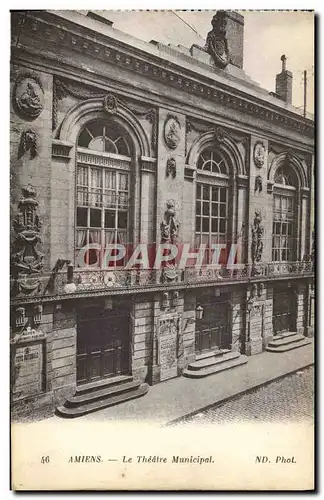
[195,148,230,264]
[272,165,298,262]
[76,122,131,267]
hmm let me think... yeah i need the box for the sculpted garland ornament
[18,130,37,159]
[13,73,44,120]
[166,157,177,178]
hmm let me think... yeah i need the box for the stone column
[182,293,196,364]
[244,283,266,355]
[263,285,274,346]
[51,303,77,406]
[231,290,244,353]
[148,290,184,385]
[296,282,307,335]
[131,298,154,383]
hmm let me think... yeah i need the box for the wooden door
[273,288,296,335]
[195,296,231,354]
[76,306,130,385]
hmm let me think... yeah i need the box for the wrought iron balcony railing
[10,260,314,303]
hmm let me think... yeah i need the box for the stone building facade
[10,10,314,418]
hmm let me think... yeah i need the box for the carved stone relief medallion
[164,115,181,150]
[254,141,266,168]
[103,93,117,115]
[13,73,44,120]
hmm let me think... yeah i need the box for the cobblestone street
[178,366,314,425]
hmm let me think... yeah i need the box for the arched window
[76,121,132,267]
[195,148,230,263]
[78,123,130,156]
[272,165,298,262]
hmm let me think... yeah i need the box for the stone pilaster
[231,290,244,353]
[296,282,307,335]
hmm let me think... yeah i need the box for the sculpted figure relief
[164,115,181,150]
[205,11,231,69]
[254,141,266,168]
[14,75,44,119]
[160,200,180,245]
[160,200,180,282]
[251,210,264,264]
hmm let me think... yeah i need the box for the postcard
[10,9,315,491]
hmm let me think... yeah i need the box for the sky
[89,10,314,115]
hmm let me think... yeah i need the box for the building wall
[10,11,315,419]
[10,64,53,273]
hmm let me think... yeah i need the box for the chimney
[275,54,293,104]
[224,11,244,69]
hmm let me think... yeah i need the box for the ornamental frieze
[18,14,313,137]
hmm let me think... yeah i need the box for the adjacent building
[10,10,315,418]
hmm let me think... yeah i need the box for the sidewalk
[73,340,314,425]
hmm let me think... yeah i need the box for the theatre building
[10,10,315,418]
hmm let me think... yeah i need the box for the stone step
[267,333,305,348]
[75,375,133,395]
[187,351,240,371]
[266,338,311,353]
[56,383,149,418]
[195,349,231,361]
[183,355,248,379]
[65,380,142,407]
[274,331,299,339]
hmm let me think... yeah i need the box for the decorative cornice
[52,139,74,160]
[301,186,310,198]
[141,156,157,173]
[17,12,314,139]
[237,175,249,188]
[267,181,274,193]
[184,165,195,182]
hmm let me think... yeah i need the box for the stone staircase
[266,331,312,353]
[56,375,149,418]
[183,349,248,379]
